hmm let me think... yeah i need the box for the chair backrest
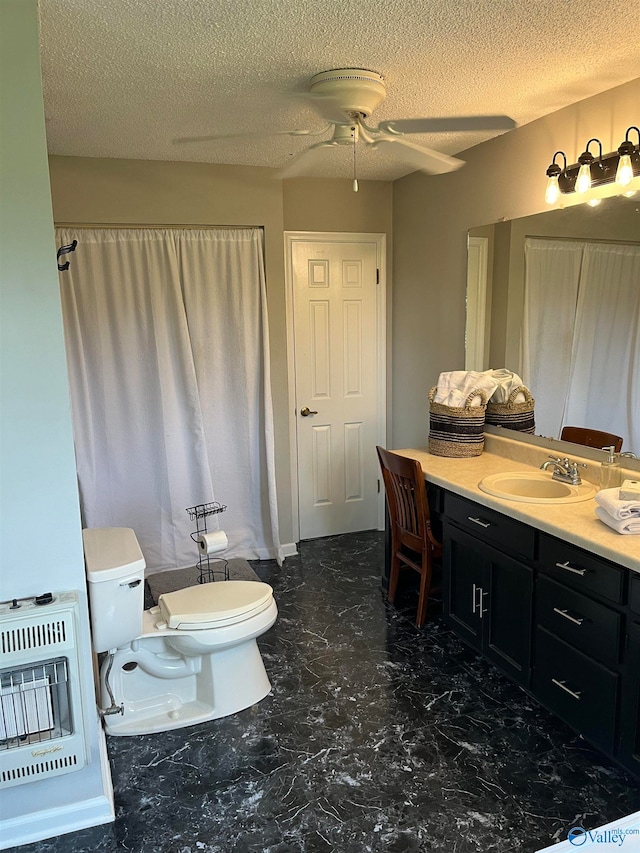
[376,446,430,553]
[560,426,623,453]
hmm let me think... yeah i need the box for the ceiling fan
[175,68,516,185]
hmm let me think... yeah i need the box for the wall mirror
[467,194,640,459]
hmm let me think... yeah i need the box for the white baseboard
[0,730,114,850]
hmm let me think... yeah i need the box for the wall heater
[0,592,87,789]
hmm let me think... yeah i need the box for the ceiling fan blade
[174,127,322,145]
[277,141,339,179]
[371,137,465,175]
[378,115,516,135]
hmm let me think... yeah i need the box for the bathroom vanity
[391,435,640,780]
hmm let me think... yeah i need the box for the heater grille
[0,593,87,788]
[0,658,70,746]
[1,619,68,655]
[1,753,78,785]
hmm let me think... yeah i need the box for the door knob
[300,406,318,417]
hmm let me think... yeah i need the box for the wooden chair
[560,426,623,452]
[377,446,442,628]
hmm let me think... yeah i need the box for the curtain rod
[54,223,264,230]
[527,234,639,247]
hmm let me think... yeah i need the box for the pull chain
[352,126,358,192]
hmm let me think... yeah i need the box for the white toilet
[83,527,277,736]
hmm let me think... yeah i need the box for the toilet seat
[158,581,274,630]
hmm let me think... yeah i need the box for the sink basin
[478,471,596,504]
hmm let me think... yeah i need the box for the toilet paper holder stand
[186,501,228,584]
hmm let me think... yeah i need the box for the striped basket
[428,387,488,458]
[486,386,535,434]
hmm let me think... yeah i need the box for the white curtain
[523,237,640,452]
[522,239,583,439]
[564,243,640,451]
[57,227,282,573]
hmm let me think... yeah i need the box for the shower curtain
[57,227,283,572]
[523,237,640,452]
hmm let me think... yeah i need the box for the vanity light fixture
[544,125,640,204]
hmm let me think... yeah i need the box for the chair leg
[416,557,432,629]
[388,552,401,604]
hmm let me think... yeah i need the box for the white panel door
[292,239,380,539]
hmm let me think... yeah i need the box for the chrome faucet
[540,455,587,485]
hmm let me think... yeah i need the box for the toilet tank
[83,527,146,653]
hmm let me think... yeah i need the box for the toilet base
[101,636,272,736]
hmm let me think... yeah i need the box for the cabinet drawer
[537,575,622,668]
[631,575,640,617]
[444,493,535,560]
[533,627,618,754]
[538,535,624,603]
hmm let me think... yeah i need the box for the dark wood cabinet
[440,488,639,779]
[444,519,533,686]
[619,619,640,776]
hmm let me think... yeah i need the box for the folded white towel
[595,488,640,520]
[488,369,526,404]
[595,506,640,535]
[434,370,498,407]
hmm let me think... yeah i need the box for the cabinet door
[618,620,640,776]
[443,523,484,651]
[484,551,533,686]
[445,523,533,683]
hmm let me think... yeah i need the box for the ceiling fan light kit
[307,68,387,120]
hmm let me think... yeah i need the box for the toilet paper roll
[195,530,228,555]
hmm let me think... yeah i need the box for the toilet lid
[158,581,273,630]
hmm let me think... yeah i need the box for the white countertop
[396,437,640,575]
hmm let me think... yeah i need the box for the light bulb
[587,198,601,207]
[545,175,560,205]
[575,163,592,194]
[616,154,634,187]
[353,179,359,192]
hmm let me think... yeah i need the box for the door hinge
[377,479,381,493]
[376,268,380,284]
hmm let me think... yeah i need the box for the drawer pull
[551,678,581,700]
[556,561,587,577]
[552,607,584,626]
[468,516,491,529]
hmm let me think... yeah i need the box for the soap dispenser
[600,445,621,490]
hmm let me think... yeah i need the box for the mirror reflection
[467,195,640,455]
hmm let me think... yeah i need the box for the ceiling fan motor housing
[309,68,386,119]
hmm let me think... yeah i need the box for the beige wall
[391,77,640,449]
[48,157,394,542]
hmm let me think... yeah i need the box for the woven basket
[428,387,488,458]
[486,386,535,434]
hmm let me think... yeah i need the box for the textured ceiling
[38,0,640,181]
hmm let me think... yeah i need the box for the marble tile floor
[11,531,639,853]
